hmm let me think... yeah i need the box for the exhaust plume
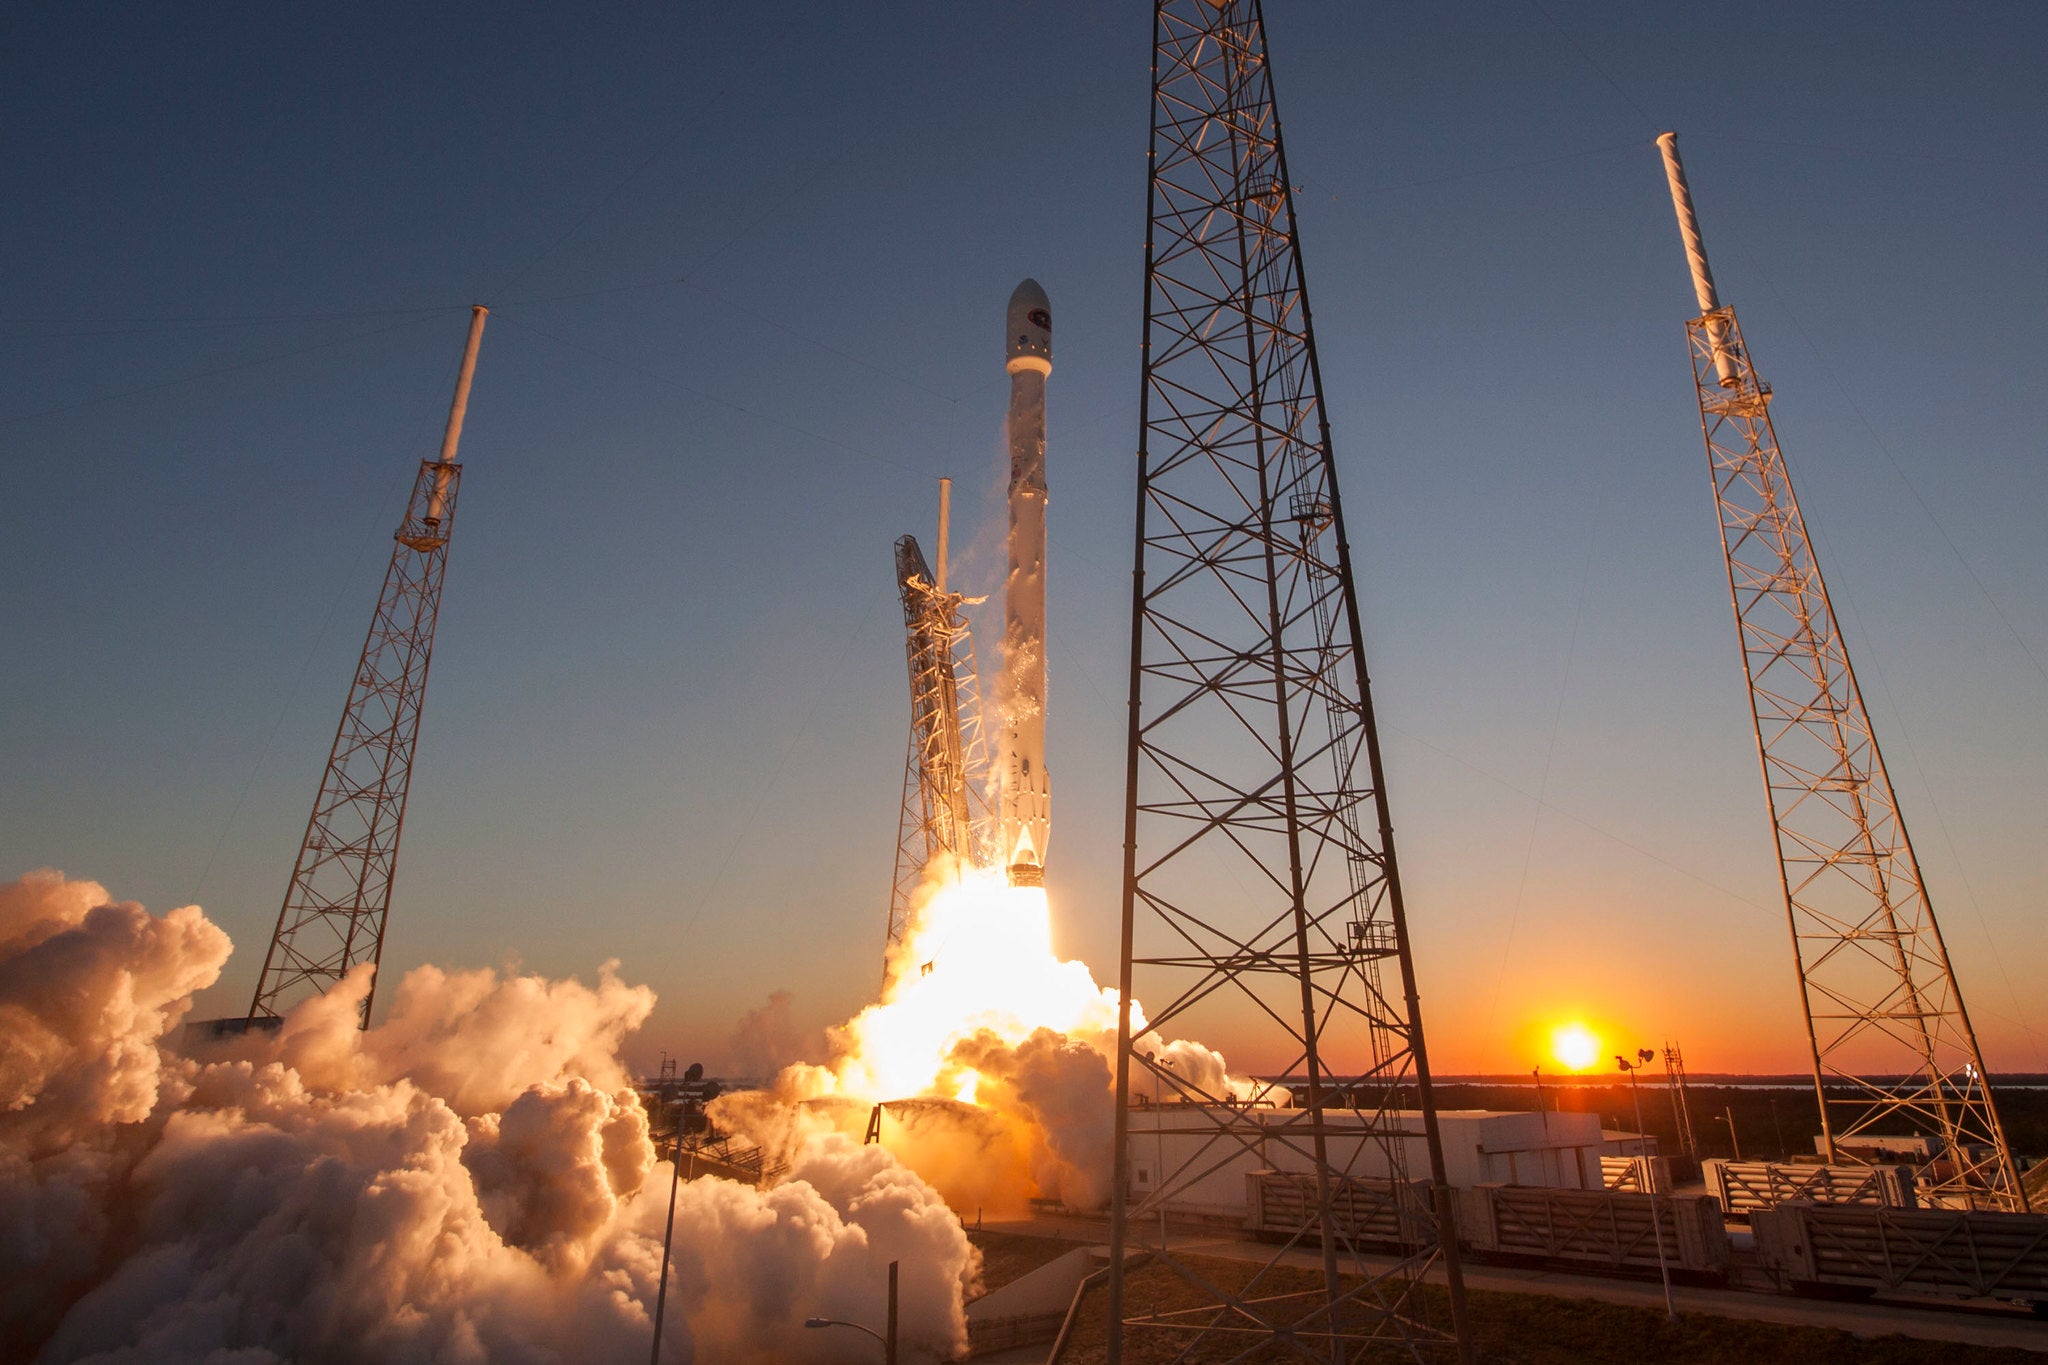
[727,858,1271,1216]
[0,870,977,1363]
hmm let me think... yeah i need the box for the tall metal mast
[249,305,488,1027]
[1657,133,2023,1211]
[1663,1041,1699,1160]
[887,479,993,955]
[1108,4,1472,1359]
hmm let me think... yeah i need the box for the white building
[1126,1106,1611,1222]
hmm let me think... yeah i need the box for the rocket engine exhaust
[999,279,1052,888]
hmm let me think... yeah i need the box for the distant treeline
[1412,1080,2048,1163]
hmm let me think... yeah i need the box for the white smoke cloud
[0,871,977,1364]
[0,869,228,1145]
[1137,1034,1278,1108]
[745,860,1273,1216]
[949,1026,1116,1210]
[0,869,231,1347]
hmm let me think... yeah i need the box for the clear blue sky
[3,3,2042,1075]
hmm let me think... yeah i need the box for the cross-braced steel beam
[1657,134,2022,1211]
[248,306,486,1027]
[1108,6,1474,1359]
[887,530,993,957]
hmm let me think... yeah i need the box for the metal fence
[1243,1170,1437,1250]
[1600,1154,1672,1194]
[1457,1185,1730,1276]
[1752,1201,2048,1305]
[1704,1159,1914,1216]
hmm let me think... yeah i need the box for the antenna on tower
[1656,133,2024,1211]
[1107,4,1473,1359]
[247,305,488,1028]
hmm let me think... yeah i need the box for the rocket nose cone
[1006,278,1052,372]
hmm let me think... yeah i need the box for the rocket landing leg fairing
[1000,279,1052,887]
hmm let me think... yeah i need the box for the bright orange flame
[1551,1023,1600,1072]
[790,862,1130,1103]
[755,856,1276,1214]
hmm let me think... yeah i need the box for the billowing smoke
[727,858,1270,1216]
[948,1027,1117,1210]
[0,869,233,1346]
[0,870,978,1363]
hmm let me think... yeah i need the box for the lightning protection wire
[1834,586,2045,1053]
[0,312,445,430]
[1735,247,2048,692]
[1482,546,1591,1040]
[653,580,893,964]
[181,335,471,941]
[495,312,935,481]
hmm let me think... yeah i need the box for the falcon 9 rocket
[1000,279,1052,887]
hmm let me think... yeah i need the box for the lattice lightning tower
[887,480,993,954]
[1107,4,1473,1358]
[1663,1041,1699,1160]
[249,306,488,1027]
[1657,134,2023,1210]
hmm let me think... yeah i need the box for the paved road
[980,1214,2048,1356]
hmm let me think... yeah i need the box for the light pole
[1718,1106,1743,1161]
[1617,1048,1678,1323]
[648,1103,694,1365]
[804,1260,898,1364]
[1155,1059,1173,1249]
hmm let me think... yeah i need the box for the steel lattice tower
[1108,4,1472,1359]
[249,306,488,1027]
[1657,135,2023,1211]
[1663,1041,1699,1160]
[887,482,994,954]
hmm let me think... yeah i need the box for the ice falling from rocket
[1000,279,1052,887]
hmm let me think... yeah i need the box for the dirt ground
[1047,1248,2048,1364]
[968,1227,1096,1301]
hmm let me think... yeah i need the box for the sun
[1551,1023,1601,1072]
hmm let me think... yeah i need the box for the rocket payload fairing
[1000,279,1052,887]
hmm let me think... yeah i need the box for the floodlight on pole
[803,1260,898,1364]
[1617,1048,1677,1322]
[1719,1107,1744,1162]
[647,1102,694,1365]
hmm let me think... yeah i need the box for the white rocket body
[1000,279,1052,886]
